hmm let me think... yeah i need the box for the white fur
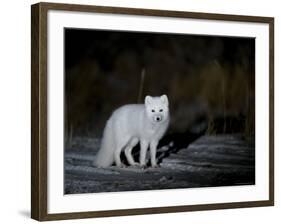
[93,95,170,168]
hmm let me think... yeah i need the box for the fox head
[145,95,169,123]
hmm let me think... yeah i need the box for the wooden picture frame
[31,2,274,221]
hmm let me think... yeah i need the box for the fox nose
[156,116,162,122]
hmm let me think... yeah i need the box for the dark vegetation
[64,29,255,144]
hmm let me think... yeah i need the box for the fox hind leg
[114,136,130,168]
[124,137,139,166]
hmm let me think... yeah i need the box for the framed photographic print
[31,2,274,221]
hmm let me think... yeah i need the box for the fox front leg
[150,140,159,168]
[140,140,149,168]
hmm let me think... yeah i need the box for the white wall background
[0,0,279,223]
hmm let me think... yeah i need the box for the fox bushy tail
[93,120,115,168]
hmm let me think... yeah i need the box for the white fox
[93,95,170,168]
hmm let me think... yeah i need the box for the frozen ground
[64,134,255,194]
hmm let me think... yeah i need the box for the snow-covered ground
[64,134,254,194]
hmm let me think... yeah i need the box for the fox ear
[145,96,152,105]
[160,95,168,105]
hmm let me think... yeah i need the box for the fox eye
[151,109,155,112]
[159,109,163,112]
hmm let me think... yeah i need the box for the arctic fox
[93,95,170,168]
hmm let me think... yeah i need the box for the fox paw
[130,162,140,167]
[116,163,126,168]
[151,164,160,168]
[139,164,147,169]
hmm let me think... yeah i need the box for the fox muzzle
[154,115,163,122]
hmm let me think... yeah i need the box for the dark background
[64,28,255,143]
